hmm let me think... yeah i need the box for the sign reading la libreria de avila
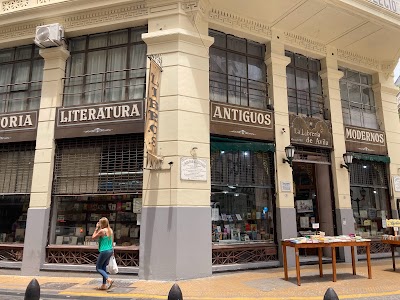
[344,125,387,155]
[289,114,333,148]
[55,100,144,138]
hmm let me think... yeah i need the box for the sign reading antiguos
[344,125,387,155]
[0,111,38,143]
[289,114,332,148]
[210,102,274,141]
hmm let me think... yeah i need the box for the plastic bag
[106,256,119,274]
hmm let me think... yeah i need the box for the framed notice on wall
[393,176,400,192]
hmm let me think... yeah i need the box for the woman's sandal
[107,279,115,290]
[96,286,108,290]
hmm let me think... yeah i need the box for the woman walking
[92,217,115,290]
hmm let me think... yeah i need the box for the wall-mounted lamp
[340,152,353,171]
[282,145,295,167]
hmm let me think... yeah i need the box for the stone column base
[21,207,50,275]
[335,208,355,262]
[139,206,212,280]
[276,207,297,267]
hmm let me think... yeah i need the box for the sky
[395,59,400,83]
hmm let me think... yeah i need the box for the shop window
[339,68,378,129]
[210,148,275,244]
[51,134,143,246]
[285,51,324,118]
[0,142,34,244]
[63,27,147,106]
[350,160,390,239]
[209,30,268,109]
[0,45,44,113]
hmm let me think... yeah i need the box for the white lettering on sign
[0,114,33,129]
[212,105,272,126]
[369,0,399,14]
[59,104,140,124]
[345,127,385,145]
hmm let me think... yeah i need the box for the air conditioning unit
[34,23,64,48]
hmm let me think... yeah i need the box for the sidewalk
[2,259,400,299]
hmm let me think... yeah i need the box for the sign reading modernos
[344,125,387,155]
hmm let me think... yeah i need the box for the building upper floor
[0,0,400,142]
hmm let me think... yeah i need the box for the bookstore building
[0,0,400,281]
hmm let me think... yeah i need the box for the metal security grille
[350,160,388,188]
[293,146,331,164]
[285,51,324,118]
[63,27,147,107]
[209,30,269,110]
[0,142,35,194]
[211,150,274,187]
[53,134,143,195]
[0,45,44,113]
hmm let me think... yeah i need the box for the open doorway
[293,161,336,262]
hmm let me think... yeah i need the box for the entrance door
[293,162,335,258]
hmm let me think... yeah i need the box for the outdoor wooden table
[281,240,372,286]
[381,239,400,271]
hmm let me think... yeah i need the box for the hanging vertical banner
[145,56,162,169]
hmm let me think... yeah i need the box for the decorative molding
[229,129,256,136]
[63,3,149,29]
[181,0,208,26]
[2,0,28,11]
[83,128,113,134]
[337,49,380,70]
[208,8,272,37]
[284,32,327,55]
[357,146,375,152]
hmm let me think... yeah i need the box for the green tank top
[98,232,113,252]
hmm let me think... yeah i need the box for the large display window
[350,159,391,239]
[0,142,34,244]
[50,134,143,247]
[210,139,275,245]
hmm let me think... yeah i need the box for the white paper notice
[136,213,141,225]
[180,157,207,181]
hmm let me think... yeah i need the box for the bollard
[323,287,339,300]
[167,283,183,300]
[24,278,40,300]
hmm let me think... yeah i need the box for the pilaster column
[139,2,213,280]
[21,46,69,275]
[320,47,353,262]
[265,31,296,266]
[372,72,400,218]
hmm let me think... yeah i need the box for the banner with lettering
[145,57,162,169]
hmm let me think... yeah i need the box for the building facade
[0,0,400,280]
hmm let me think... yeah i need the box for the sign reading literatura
[55,100,144,139]
[0,111,38,143]
[344,125,387,155]
[210,101,274,141]
[289,114,332,148]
